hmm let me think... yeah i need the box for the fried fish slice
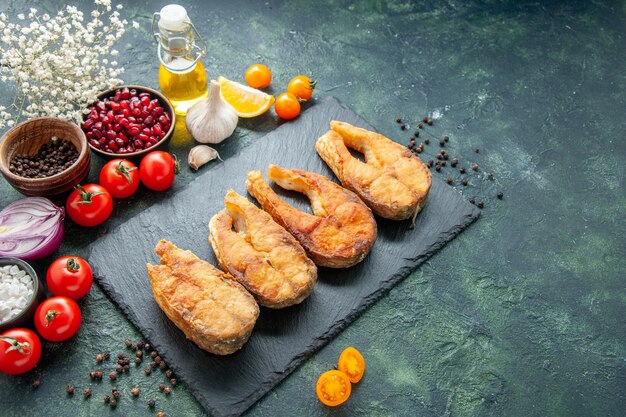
[146,240,259,355]
[315,120,432,221]
[209,190,317,308]
[246,165,377,268]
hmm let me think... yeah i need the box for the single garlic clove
[185,80,238,144]
[188,145,221,170]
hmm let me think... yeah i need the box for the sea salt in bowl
[0,258,45,333]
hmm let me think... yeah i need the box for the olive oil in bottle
[153,5,208,115]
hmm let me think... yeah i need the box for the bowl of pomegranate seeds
[82,85,175,159]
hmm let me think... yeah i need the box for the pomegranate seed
[120,100,130,109]
[86,131,94,140]
[114,91,122,101]
[92,129,102,139]
[107,139,116,148]
[136,118,144,124]
[140,96,150,106]
[152,107,164,116]
[142,128,151,136]
[149,135,158,143]
[147,138,158,146]
[121,87,130,99]
[99,137,107,146]
[152,124,163,136]
[82,119,94,129]
[132,108,141,118]
[110,101,121,111]
[139,92,150,98]
[143,115,154,126]
[89,139,100,148]
[108,143,119,152]
[127,127,140,137]
[95,101,106,111]
[130,89,137,97]
[114,138,126,147]
[134,139,144,149]
[138,133,149,142]
[105,130,115,141]
[117,148,127,154]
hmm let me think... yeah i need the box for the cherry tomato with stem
[46,256,93,300]
[274,92,301,120]
[287,75,316,101]
[34,296,82,342]
[66,184,113,227]
[245,64,272,89]
[139,151,178,191]
[0,328,42,375]
[99,159,139,198]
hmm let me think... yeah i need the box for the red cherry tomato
[46,256,93,300]
[139,151,177,191]
[66,184,113,227]
[0,328,42,375]
[287,75,316,101]
[99,159,140,198]
[34,296,82,342]
[274,92,301,120]
[245,64,272,89]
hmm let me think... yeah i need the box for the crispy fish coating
[147,240,259,355]
[246,165,377,268]
[315,120,431,221]
[209,190,317,308]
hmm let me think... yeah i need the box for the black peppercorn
[131,387,140,397]
[477,201,485,209]
[462,178,469,186]
[144,344,152,352]
[414,131,420,137]
[418,123,423,129]
[148,399,156,408]
[135,357,142,365]
[424,138,429,144]
[158,384,166,392]
[109,399,117,408]
[124,340,132,348]
[400,123,406,130]
[427,160,433,167]
[154,356,162,365]
[136,340,145,350]
[475,148,480,153]
[116,364,123,373]
[118,352,125,360]
[151,362,158,369]
[112,388,120,400]
[32,379,41,389]
[488,172,494,181]
[469,198,476,205]
[443,135,449,142]
[123,364,130,372]
[89,371,96,380]
[170,378,177,386]
[104,352,110,360]
[83,387,91,398]
[165,370,173,379]
[459,167,466,174]
[159,361,166,370]
[150,351,158,359]
[136,350,143,358]
[472,163,479,171]
[145,367,152,376]
[104,394,111,403]
[163,386,171,395]
[451,158,458,167]
[427,119,433,125]
[439,140,445,147]
[94,371,103,380]
[395,117,402,123]
[66,384,75,395]
[497,192,504,199]
[446,177,453,185]
[109,371,117,380]
[422,116,428,123]
[96,353,104,363]
[435,166,442,172]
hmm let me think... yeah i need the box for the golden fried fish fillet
[315,120,432,221]
[209,190,317,308]
[246,165,377,268]
[146,240,259,355]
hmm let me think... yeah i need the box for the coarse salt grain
[0,264,33,324]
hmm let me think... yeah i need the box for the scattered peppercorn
[469,198,476,205]
[89,371,97,380]
[159,361,166,370]
[165,370,174,379]
[475,148,480,153]
[124,364,130,372]
[170,378,177,386]
[96,353,104,363]
[32,379,41,389]
[443,135,449,142]
[145,367,152,376]
[395,117,402,123]
[459,167,466,174]
[427,119,433,125]
[439,140,445,147]
[472,163,479,171]
[447,176,453,185]
[497,192,504,199]
[477,200,485,209]
[435,166,442,172]
[112,388,120,399]
[159,384,166,392]
[94,371,103,380]
[163,386,171,395]
[109,371,117,380]
[400,123,406,130]
[104,352,110,360]
[418,123,423,129]
[462,178,469,186]
[109,399,117,408]
[66,384,75,395]
[488,172,494,181]
[157,412,165,417]
[131,387,140,397]
[414,131,420,137]
[83,387,91,398]
[9,137,79,179]
[150,362,158,369]
[427,160,433,167]
[148,399,156,408]
[124,340,132,348]
[135,357,142,365]
[451,158,459,167]
[150,351,158,359]
[154,356,162,365]
[136,350,143,358]
[136,340,145,350]
[422,116,428,123]
[424,138,429,144]
[104,394,111,403]
[116,364,123,373]
[144,344,152,352]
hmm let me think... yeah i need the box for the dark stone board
[86,96,480,417]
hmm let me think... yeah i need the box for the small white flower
[132,21,139,29]
[17,14,25,20]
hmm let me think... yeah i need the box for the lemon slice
[217,76,275,118]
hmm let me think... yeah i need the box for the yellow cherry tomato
[287,75,316,101]
[316,370,352,406]
[338,347,366,383]
[274,92,301,120]
[245,64,272,89]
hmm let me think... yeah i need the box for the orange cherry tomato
[316,370,352,407]
[287,75,316,101]
[337,347,366,383]
[274,92,301,120]
[245,64,272,89]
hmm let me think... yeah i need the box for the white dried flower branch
[0,0,139,129]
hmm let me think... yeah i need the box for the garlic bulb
[186,80,238,144]
[188,145,221,170]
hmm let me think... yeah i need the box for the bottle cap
[158,4,189,31]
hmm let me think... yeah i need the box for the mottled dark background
[0,1,624,416]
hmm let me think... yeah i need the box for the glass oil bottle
[152,5,208,115]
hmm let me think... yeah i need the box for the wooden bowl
[83,85,176,160]
[0,117,90,196]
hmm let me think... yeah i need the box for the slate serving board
[87,96,480,417]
